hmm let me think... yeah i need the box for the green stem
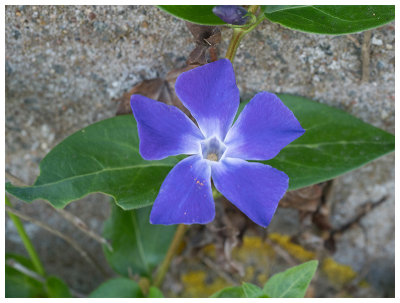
[153,224,187,287]
[225,28,247,62]
[5,195,46,276]
[225,5,266,62]
[212,186,222,199]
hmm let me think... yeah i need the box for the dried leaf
[280,184,324,212]
[188,45,209,65]
[165,65,199,119]
[116,78,173,115]
[165,65,199,82]
[312,212,332,231]
[324,234,336,252]
[185,22,221,65]
[185,22,221,46]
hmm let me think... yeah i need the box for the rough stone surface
[5,5,394,297]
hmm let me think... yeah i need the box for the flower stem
[153,223,188,287]
[5,195,46,277]
[225,28,246,62]
[212,186,222,199]
[225,5,265,62]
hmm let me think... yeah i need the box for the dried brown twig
[201,256,239,285]
[6,258,85,297]
[5,171,26,186]
[346,32,371,83]
[55,208,112,252]
[265,238,297,267]
[361,31,372,82]
[5,205,108,276]
[6,170,111,251]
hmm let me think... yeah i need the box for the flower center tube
[201,137,227,162]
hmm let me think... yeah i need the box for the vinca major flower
[131,59,304,227]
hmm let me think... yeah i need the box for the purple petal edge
[150,155,215,225]
[175,59,239,141]
[225,92,305,161]
[211,157,288,227]
[131,94,204,160]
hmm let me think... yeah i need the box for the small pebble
[371,36,383,46]
[88,12,96,20]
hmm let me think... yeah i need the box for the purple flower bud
[212,5,249,25]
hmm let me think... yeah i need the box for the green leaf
[242,282,263,298]
[5,94,394,208]
[45,276,72,298]
[103,203,176,277]
[5,253,46,298]
[158,5,226,25]
[89,277,143,298]
[210,286,245,298]
[148,286,164,298]
[5,115,180,210]
[263,260,318,298]
[256,94,394,191]
[263,5,394,34]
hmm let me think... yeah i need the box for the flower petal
[212,157,288,227]
[150,155,214,225]
[175,59,239,140]
[131,95,204,160]
[224,92,305,160]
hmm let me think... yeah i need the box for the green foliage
[6,254,72,298]
[263,260,318,297]
[5,115,180,210]
[158,5,226,25]
[45,276,72,298]
[148,286,164,298]
[6,95,394,207]
[264,94,394,190]
[157,5,394,34]
[211,260,318,298]
[103,203,176,278]
[241,282,263,298]
[263,5,395,34]
[5,253,46,298]
[89,277,143,298]
[210,286,245,298]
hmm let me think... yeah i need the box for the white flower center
[201,137,226,162]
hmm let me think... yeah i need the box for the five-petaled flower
[131,59,304,227]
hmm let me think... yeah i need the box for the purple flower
[212,5,249,25]
[131,59,304,227]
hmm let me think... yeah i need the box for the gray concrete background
[5,5,394,297]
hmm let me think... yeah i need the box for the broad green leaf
[158,5,226,25]
[148,286,164,298]
[5,93,395,209]
[5,115,180,210]
[242,282,263,298]
[263,260,318,298]
[45,276,72,298]
[210,286,245,298]
[255,94,394,191]
[89,277,143,298]
[5,253,46,298]
[103,204,176,277]
[263,5,395,34]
